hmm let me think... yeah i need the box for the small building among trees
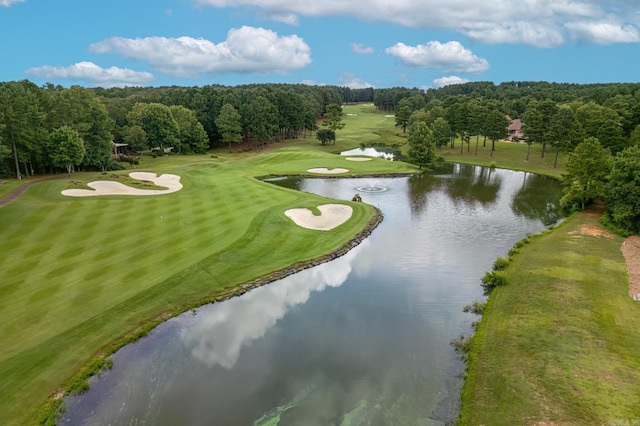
[507,117,524,141]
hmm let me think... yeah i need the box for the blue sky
[1,0,639,89]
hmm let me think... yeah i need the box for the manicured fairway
[0,146,416,425]
[459,210,640,424]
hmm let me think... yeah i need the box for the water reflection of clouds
[180,241,367,369]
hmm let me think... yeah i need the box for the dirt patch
[570,207,638,301]
[568,224,614,238]
[621,236,640,300]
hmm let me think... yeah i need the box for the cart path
[0,176,59,208]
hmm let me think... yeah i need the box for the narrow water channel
[62,164,563,425]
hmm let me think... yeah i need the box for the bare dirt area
[569,204,638,300]
[621,236,640,300]
[568,224,614,238]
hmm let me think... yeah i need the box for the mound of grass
[459,211,640,424]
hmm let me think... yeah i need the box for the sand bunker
[62,172,182,197]
[285,204,353,231]
[345,157,372,162]
[307,168,349,174]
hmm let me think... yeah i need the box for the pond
[62,164,563,425]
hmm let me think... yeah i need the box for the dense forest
[2,79,640,231]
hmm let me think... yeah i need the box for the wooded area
[2,79,640,231]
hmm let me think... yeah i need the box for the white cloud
[351,43,375,55]
[25,61,154,87]
[566,21,640,44]
[262,12,299,25]
[433,76,471,88]
[194,0,640,47]
[90,26,311,77]
[0,0,25,6]
[385,41,489,74]
[338,72,374,89]
[462,22,566,48]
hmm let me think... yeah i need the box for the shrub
[492,257,510,271]
[451,334,473,362]
[463,300,486,315]
[105,160,125,171]
[67,378,89,395]
[489,161,497,169]
[481,270,507,294]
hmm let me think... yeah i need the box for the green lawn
[0,144,416,425]
[440,139,569,178]
[459,211,640,425]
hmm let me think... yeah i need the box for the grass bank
[0,142,416,425]
[459,210,640,424]
[440,140,568,179]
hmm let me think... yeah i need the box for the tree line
[386,81,640,234]
[0,81,349,179]
[2,79,640,233]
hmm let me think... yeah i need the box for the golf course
[0,105,417,424]
[1,103,639,425]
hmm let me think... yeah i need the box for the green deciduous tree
[430,117,451,153]
[629,124,640,147]
[216,103,243,152]
[322,103,346,141]
[122,125,148,153]
[49,126,85,177]
[127,103,179,151]
[485,109,509,157]
[596,119,627,154]
[0,81,47,179]
[244,96,278,150]
[605,146,640,233]
[407,121,437,169]
[561,137,612,211]
[395,98,413,133]
[548,106,580,168]
[47,86,113,171]
[169,105,209,154]
[315,128,335,145]
[522,100,558,159]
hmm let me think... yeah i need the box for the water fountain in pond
[356,181,388,192]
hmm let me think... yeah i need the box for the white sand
[307,168,349,174]
[61,172,182,197]
[285,204,353,231]
[345,157,372,162]
[384,115,395,118]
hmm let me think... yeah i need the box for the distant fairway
[0,140,416,424]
